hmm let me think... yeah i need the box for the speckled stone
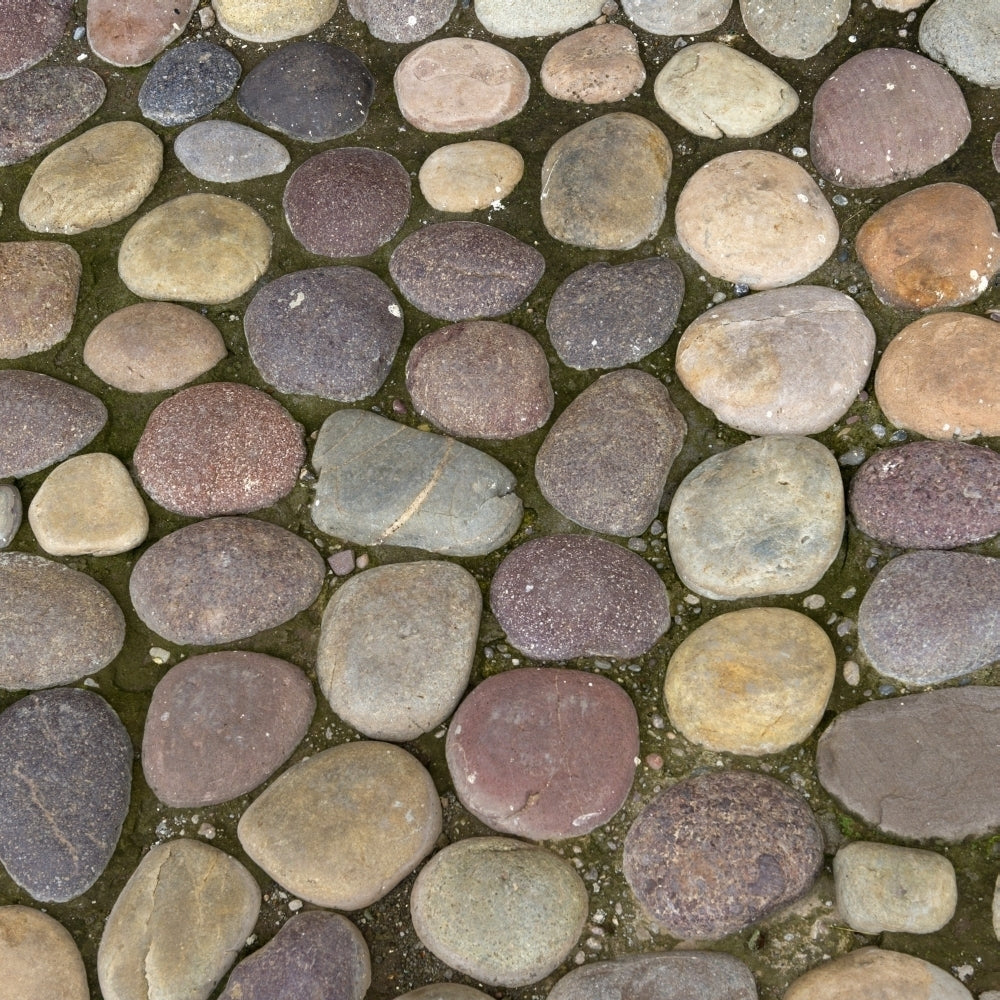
[0,485,20,549]
[0,906,88,1000]
[174,121,290,182]
[0,0,73,78]
[418,140,524,212]
[620,0,732,33]
[87,0,197,67]
[739,0,849,58]
[473,0,604,36]
[541,24,646,104]
[919,0,1000,87]
[347,0,457,41]
[138,40,241,125]
[212,0,339,41]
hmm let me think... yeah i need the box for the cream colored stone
[0,906,87,1000]
[419,141,524,212]
[540,24,646,104]
[212,0,338,41]
[873,0,928,10]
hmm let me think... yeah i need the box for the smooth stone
[446,667,639,839]
[129,516,326,645]
[474,0,604,36]
[0,906,88,1000]
[138,40,241,126]
[213,0,338,40]
[546,257,684,370]
[0,0,72,78]
[849,440,1000,549]
[283,147,410,257]
[667,435,845,600]
[874,0,927,6]
[98,839,260,1000]
[418,140,524,212]
[0,241,80,359]
[620,0,732,33]
[0,485,20,548]
[83,301,226,392]
[541,112,671,251]
[410,837,588,987]
[174,121,290,182]
[245,267,403,401]
[347,0,457,41]
[238,741,441,909]
[143,651,315,807]
[654,42,798,138]
[237,41,374,141]
[397,988,492,1000]
[394,38,529,132]
[739,0,849,58]
[535,369,686,535]
[995,131,1000,172]
[624,771,823,939]
[311,409,522,556]
[675,150,837,288]
[405,320,553,438]
[541,24,646,104]
[665,607,836,755]
[810,48,970,188]
[834,842,957,934]
[87,0,197,66]
[919,0,1000,87]
[389,221,544,320]
[317,561,480,741]
[675,285,875,435]
[490,533,671,659]
[0,689,131,902]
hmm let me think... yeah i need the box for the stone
[129,516,326,646]
[0,485,20,548]
[541,113,671,250]
[238,741,441,909]
[546,257,684,370]
[0,0,72,78]
[87,0,197,66]
[446,667,639,839]
[535,369,686,535]
[347,0,457,42]
[19,121,162,234]
[665,607,836,755]
[490,533,671,659]
[317,561,480,741]
[540,24,646,104]
[418,141,524,212]
[474,0,604,36]
[0,241,80,359]
[620,0,732,33]
[143,651,316,807]
[919,0,1000,87]
[0,688,131,902]
[98,839,260,1000]
[410,838,588,987]
[810,48,970,188]
[667,435,844,600]
[389,221,544,320]
[995,132,1000,172]
[83,301,226,392]
[174,121,290,182]
[833,842,957,934]
[245,267,403,401]
[138,40,241,126]
[394,38,529,132]
[397,989,492,1000]
[311,409,522,556]
[739,0,849,59]
[405,320,553,438]
[213,0,338,40]
[0,552,125,689]
[654,42,799,139]
[0,906,88,1000]
[675,285,875,435]
[675,150,837,288]
[283,147,410,257]
[873,0,927,6]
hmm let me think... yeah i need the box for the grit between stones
[2,1,1000,999]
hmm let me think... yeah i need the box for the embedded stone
[213,0,339,41]
[87,0,197,66]
[0,0,72,78]
[0,907,88,1000]
[347,0,457,42]
[418,141,524,212]
[620,0,733,33]
[919,0,1000,88]
[540,24,646,104]
[138,40,241,126]
[0,485,20,549]
[739,0,849,59]
[397,989,492,1000]
[473,0,604,35]
[174,121,290,183]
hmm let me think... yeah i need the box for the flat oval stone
[405,320,553,438]
[0,0,72,78]
[620,0,733,33]
[474,0,603,35]
[490,533,671,660]
[676,150,838,288]
[347,0,456,41]
[623,771,823,939]
[667,435,845,600]
[446,667,639,839]
[389,221,544,320]
[0,485,21,549]
[418,140,524,212]
[238,741,441,909]
[675,285,875,435]
[410,838,588,987]
[541,24,646,104]
[143,651,316,807]
[317,561,480,741]
[138,40,241,126]
[213,0,339,41]
[541,112,671,251]
[129,516,326,646]
[174,121,290,182]
[0,906,88,1000]
[0,688,131,902]
[535,369,686,535]
[739,0,849,58]
[87,0,196,66]
[919,0,1000,87]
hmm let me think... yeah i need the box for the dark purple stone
[0,0,73,78]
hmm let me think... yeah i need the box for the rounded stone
[0,485,21,549]
[174,121,290,183]
[397,988,493,1000]
[620,0,733,33]
[739,0,849,59]
[473,0,604,35]
[138,40,241,126]
[0,0,73,78]
[87,0,196,66]
[418,141,524,213]
[540,24,646,104]
[0,907,88,1000]
[212,0,339,41]
[347,0,457,42]
[919,0,1000,87]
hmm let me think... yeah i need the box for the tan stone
[540,24,646,104]
[419,141,524,212]
[212,0,338,41]
[0,906,87,1000]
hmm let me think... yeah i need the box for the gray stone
[473,0,604,35]
[919,0,1000,88]
[138,41,241,126]
[739,0,849,58]
[347,0,457,41]
[0,485,20,549]
[174,121,290,182]
[0,906,88,1000]
[0,0,72,78]
[540,24,646,104]
[213,0,338,41]
[87,0,196,66]
[620,0,732,33]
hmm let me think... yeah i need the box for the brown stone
[418,141,524,212]
[0,907,87,1000]
[87,0,197,66]
[540,24,646,104]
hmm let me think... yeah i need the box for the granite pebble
[87,0,196,66]
[739,0,849,58]
[138,40,241,125]
[540,24,646,104]
[213,0,339,41]
[174,121,290,182]
[0,906,88,1000]
[0,485,20,549]
[0,0,71,77]
[418,140,524,212]
[919,0,1000,87]
[473,0,604,37]
[620,0,732,33]
[347,0,456,42]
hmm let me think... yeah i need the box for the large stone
[138,40,241,126]
[0,906,88,1000]
[620,0,732,33]
[0,0,72,78]
[418,141,524,212]
[541,24,646,104]
[87,0,197,66]
[919,0,1000,88]
[213,0,339,40]
[739,0,849,59]
[474,0,604,35]
[347,0,457,41]
[174,121,290,183]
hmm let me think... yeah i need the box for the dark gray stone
[347,0,457,42]
[138,40,240,125]
[174,121,290,182]
[0,0,72,78]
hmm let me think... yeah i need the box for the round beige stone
[212,0,339,41]
[0,906,87,1000]
[418,141,524,212]
[540,24,646,104]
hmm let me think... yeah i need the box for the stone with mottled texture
[541,24,646,104]
[174,121,289,182]
[919,0,1000,88]
[347,0,456,42]
[0,907,88,1000]
[87,0,197,66]
[0,0,73,78]
[621,0,732,33]
[473,0,604,37]
[138,41,241,126]
[418,141,524,212]
[213,0,339,41]
[740,0,849,59]
[397,988,492,1000]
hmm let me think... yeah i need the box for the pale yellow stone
[0,906,88,1000]
[419,141,524,212]
[212,0,338,41]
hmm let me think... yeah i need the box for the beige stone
[540,24,646,104]
[873,0,927,9]
[0,906,87,1000]
[212,0,338,41]
[419,141,524,212]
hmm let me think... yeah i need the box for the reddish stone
[87,0,197,67]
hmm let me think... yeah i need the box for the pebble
[87,0,196,66]
[0,0,72,78]
[546,257,684,369]
[213,0,339,40]
[675,285,875,435]
[473,0,604,36]
[19,121,162,234]
[283,147,410,257]
[97,839,260,1000]
[396,988,492,1000]
[675,150,838,288]
[0,688,131,902]
[535,369,686,535]
[142,651,316,807]
[873,0,927,7]
[446,667,639,839]
[739,0,850,58]
[620,0,733,33]
[0,485,21,549]
[174,121,290,182]
[667,435,845,600]
[137,41,241,126]
[317,561,480,741]
[129,516,326,645]
[919,0,1000,87]
[394,38,529,132]
[810,48,971,187]
[654,42,799,138]
[346,0,457,41]
[490,533,671,659]
[665,607,837,755]
[540,24,646,104]
[623,771,823,939]
[541,113,671,250]
[238,741,441,909]
[0,906,88,1000]
[405,320,553,438]
[245,267,403,401]
[418,140,524,212]
[409,837,588,987]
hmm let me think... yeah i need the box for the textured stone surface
[347,0,456,41]
[213,0,339,41]
[0,0,72,78]
[621,0,732,33]
[473,0,603,36]
[418,141,524,212]
[87,0,196,66]
[0,485,20,549]
[0,906,88,1000]
[138,40,241,125]
[397,988,493,1000]
[739,0,849,58]
[174,121,289,182]
[919,0,1000,87]
[541,24,646,104]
